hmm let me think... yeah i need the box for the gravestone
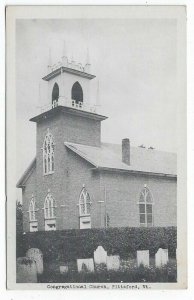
[77,258,94,272]
[59,265,68,274]
[107,255,120,271]
[26,248,43,274]
[137,250,149,267]
[155,248,168,267]
[94,246,107,265]
[16,257,37,283]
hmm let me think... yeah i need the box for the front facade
[17,50,177,233]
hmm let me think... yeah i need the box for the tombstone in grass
[137,250,149,267]
[16,257,37,283]
[59,265,68,274]
[94,246,107,266]
[26,248,43,275]
[107,255,120,271]
[77,258,94,273]
[155,248,168,267]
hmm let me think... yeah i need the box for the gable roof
[16,158,36,188]
[17,142,177,188]
[64,142,177,177]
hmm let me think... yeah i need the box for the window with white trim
[79,187,91,216]
[138,186,153,227]
[29,195,38,232]
[43,129,55,175]
[44,192,56,231]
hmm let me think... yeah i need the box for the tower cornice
[42,66,96,81]
[30,105,108,123]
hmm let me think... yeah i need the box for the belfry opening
[71,81,83,104]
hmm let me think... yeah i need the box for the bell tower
[41,45,96,113]
[30,45,108,148]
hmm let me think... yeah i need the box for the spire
[62,40,68,66]
[85,47,91,73]
[62,40,66,57]
[96,80,101,108]
[86,48,90,65]
[47,48,52,72]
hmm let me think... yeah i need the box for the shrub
[18,226,177,262]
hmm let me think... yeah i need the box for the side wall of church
[100,172,177,228]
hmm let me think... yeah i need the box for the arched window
[44,192,55,219]
[43,129,54,175]
[29,195,38,232]
[29,196,36,222]
[138,186,153,227]
[52,83,59,107]
[44,192,56,231]
[79,187,91,216]
[71,81,83,104]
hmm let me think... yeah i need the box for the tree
[16,200,23,257]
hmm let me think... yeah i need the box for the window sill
[44,217,56,220]
[43,171,54,176]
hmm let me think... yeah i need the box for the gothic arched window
[44,192,56,231]
[44,192,55,219]
[43,129,54,175]
[79,187,91,216]
[71,81,83,104]
[138,186,153,227]
[29,195,38,232]
[52,82,59,107]
[29,196,36,222]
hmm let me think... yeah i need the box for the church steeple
[31,44,108,147]
[41,44,99,114]
[61,41,68,67]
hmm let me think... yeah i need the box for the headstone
[16,257,37,283]
[26,248,43,275]
[107,255,120,271]
[77,258,94,272]
[94,246,107,265]
[137,250,149,267]
[59,265,68,274]
[155,248,168,267]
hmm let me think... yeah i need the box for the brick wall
[99,171,177,228]
[22,110,177,232]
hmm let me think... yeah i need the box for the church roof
[17,141,177,188]
[64,142,177,177]
[16,158,36,188]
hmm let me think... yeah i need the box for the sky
[16,18,178,181]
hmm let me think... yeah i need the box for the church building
[17,49,177,233]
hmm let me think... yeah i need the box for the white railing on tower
[39,97,98,114]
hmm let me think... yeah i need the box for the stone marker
[59,265,68,274]
[26,248,43,275]
[137,250,149,267]
[155,248,168,267]
[94,246,107,265]
[77,258,94,272]
[107,255,120,270]
[16,257,37,283]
